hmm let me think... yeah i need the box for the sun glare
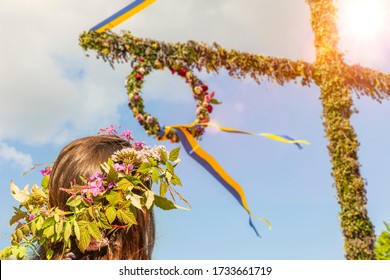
[338,0,385,40]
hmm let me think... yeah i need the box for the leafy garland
[79,31,316,142]
[0,128,186,260]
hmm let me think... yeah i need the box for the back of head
[38,135,155,260]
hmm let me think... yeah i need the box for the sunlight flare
[338,0,386,40]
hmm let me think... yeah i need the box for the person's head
[38,134,155,260]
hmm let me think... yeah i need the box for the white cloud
[0,142,33,171]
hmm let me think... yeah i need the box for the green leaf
[41,175,49,189]
[106,164,119,183]
[66,196,82,207]
[98,215,111,229]
[160,149,168,163]
[9,210,27,226]
[64,222,72,242]
[105,206,117,224]
[22,224,30,235]
[106,191,121,206]
[16,229,24,240]
[117,178,132,191]
[151,167,159,183]
[169,147,180,161]
[144,191,155,209]
[35,216,44,230]
[55,220,64,235]
[18,246,26,259]
[137,162,151,174]
[171,174,182,186]
[130,194,143,210]
[165,171,173,183]
[11,247,19,257]
[46,249,54,260]
[210,98,223,105]
[166,161,174,174]
[41,217,54,229]
[160,181,168,197]
[77,230,91,253]
[116,209,137,225]
[43,225,55,238]
[87,222,101,240]
[31,220,37,235]
[73,220,80,240]
[154,195,178,210]
[148,156,157,166]
[79,175,88,184]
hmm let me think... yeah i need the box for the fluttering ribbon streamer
[90,0,156,33]
[200,122,311,149]
[158,122,310,236]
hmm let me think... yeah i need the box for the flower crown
[0,126,187,260]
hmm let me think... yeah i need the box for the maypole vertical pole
[307,0,376,259]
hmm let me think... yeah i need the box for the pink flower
[196,107,202,115]
[89,172,104,181]
[99,124,120,135]
[40,167,52,176]
[138,67,145,75]
[88,182,103,196]
[120,130,134,142]
[108,182,117,189]
[136,73,143,80]
[81,172,106,196]
[126,164,134,172]
[28,214,36,221]
[205,91,215,103]
[134,141,146,150]
[114,163,133,174]
[114,163,126,172]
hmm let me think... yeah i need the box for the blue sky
[1,0,390,260]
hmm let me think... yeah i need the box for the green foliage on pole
[307,0,375,259]
[375,222,390,260]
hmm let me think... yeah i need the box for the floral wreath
[0,126,187,260]
[126,56,222,143]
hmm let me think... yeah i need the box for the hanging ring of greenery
[126,56,221,142]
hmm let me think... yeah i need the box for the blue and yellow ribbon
[91,0,156,33]
[158,122,310,236]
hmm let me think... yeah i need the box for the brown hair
[36,135,155,260]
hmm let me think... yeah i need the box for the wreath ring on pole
[126,56,221,142]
